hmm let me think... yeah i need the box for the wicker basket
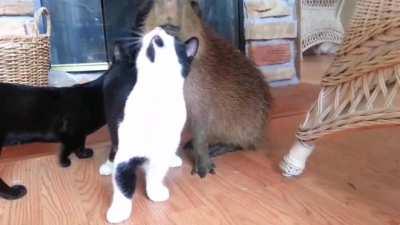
[0,7,51,87]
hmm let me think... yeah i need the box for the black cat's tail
[0,178,27,200]
[114,157,147,199]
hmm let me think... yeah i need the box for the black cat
[0,75,105,199]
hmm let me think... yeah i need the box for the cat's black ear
[146,43,155,63]
[190,0,202,18]
[185,37,199,62]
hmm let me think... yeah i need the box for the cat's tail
[114,157,147,199]
[108,157,146,223]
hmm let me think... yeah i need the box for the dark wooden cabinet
[42,0,243,68]
[102,0,243,58]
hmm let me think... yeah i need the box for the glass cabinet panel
[41,0,107,65]
[41,0,242,70]
[102,0,242,56]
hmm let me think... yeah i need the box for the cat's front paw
[75,148,94,159]
[106,203,132,224]
[99,160,114,176]
[191,158,215,178]
[169,155,183,168]
[146,184,170,202]
[59,157,71,167]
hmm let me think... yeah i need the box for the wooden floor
[0,56,399,224]
[1,114,399,225]
[301,55,334,84]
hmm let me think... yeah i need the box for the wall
[0,0,34,16]
[0,0,34,36]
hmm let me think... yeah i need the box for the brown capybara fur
[144,0,272,177]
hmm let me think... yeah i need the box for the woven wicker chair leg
[280,140,314,177]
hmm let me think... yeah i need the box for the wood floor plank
[39,157,90,225]
[1,58,399,225]
[0,159,41,225]
[0,100,399,224]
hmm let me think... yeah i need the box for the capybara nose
[160,24,181,36]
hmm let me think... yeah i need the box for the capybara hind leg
[191,127,215,178]
[208,143,242,157]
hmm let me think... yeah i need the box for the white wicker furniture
[281,0,400,176]
[301,0,344,52]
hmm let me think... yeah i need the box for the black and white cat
[104,27,199,223]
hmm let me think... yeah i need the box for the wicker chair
[280,0,400,177]
[301,0,344,52]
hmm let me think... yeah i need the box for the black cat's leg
[100,123,119,176]
[59,139,73,167]
[0,134,4,156]
[75,147,94,159]
[191,122,215,178]
[208,144,243,157]
[106,157,145,223]
[73,136,93,159]
[0,178,27,200]
[108,145,117,162]
[0,137,26,199]
[59,135,93,167]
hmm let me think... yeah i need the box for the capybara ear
[190,0,202,18]
[185,37,199,62]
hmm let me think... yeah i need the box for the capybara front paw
[191,158,215,178]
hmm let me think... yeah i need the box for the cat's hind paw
[99,160,114,176]
[106,203,132,224]
[75,148,94,159]
[59,158,71,168]
[146,184,170,202]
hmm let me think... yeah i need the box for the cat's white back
[118,27,186,160]
[106,27,196,224]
